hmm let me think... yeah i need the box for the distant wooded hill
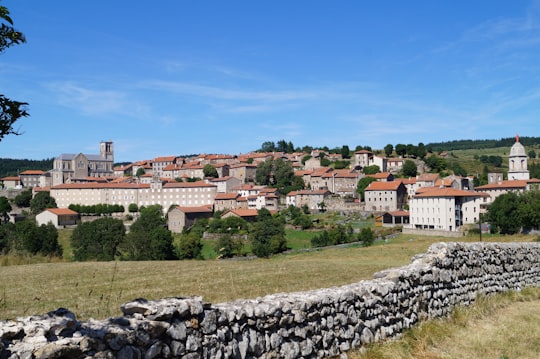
[0,158,54,177]
[427,136,540,153]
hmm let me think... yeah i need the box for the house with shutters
[409,187,489,232]
[364,181,407,212]
[286,189,331,211]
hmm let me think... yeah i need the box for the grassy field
[0,233,534,321]
[353,287,540,359]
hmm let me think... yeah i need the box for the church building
[508,134,529,180]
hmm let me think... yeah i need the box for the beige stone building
[286,189,331,211]
[50,180,217,214]
[364,181,407,212]
[51,141,114,186]
[168,205,213,233]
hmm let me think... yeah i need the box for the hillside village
[1,136,540,237]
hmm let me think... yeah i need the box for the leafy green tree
[39,222,61,256]
[417,142,427,159]
[121,205,176,260]
[13,188,32,207]
[311,230,331,247]
[135,167,145,177]
[528,149,537,159]
[128,203,139,213]
[487,192,522,234]
[450,162,467,177]
[424,155,447,173]
[175,232,203,259]
[203,164,219,178]
[30,191,56,214]
[0,196,12,223]
[402,160,417,177]
[384,144,394,157]
[341,145,351,159]
[518,191,540,231]
[71,217,125,261]
[362,165,380,175]
[256,157,295,191]
[214,234,244,258]
[395,144,406,157]
[260,141,276,152]
[406,144,417,158]
[356,177,377,201]
[358,227,375,246]
[1,4,29,141]
[250,208,287,258]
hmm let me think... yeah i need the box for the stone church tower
[508,134,529,180]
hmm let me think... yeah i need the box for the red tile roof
[475,180,530,190]
[414,187,489,198]
[45,208,78,216]
[365,181,403,191]
[153,156,176,162]
[215,193,239,200]
[176,205,213,213]
[225,208,259,217]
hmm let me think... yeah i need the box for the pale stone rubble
[1,242,539,358]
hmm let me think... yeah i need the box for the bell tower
[508,134,529,180]
[100,141,114,161]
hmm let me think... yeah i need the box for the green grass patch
[285,228,317,250]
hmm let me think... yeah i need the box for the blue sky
[1,1,540,163]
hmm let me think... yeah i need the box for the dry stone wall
[1,242,539,359]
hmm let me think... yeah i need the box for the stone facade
[2,242,539,359]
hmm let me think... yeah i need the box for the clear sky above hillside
[1,1,539,162]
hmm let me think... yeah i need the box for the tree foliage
[30,191,57,214]
[0,219,60,256]
[13,188,32,207]
[203,164,219,178]
[0,196,11,223]
[384,144,393,157]
[120,205,176,260]
[71,217,125,261]
[175,232,203,259]
[486,191,540,234]
[362,165,380,175]
[358,227,375,247]
[256,158,300,193]
[214,234,244,259]
[0,158,53,177]
[356,177,377,201]
[1,4,28,141]
[401,160,417,177]
[250,208,287,258]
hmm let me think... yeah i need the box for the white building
[50,180,217,214]
[508,134,529,180]
[409,187,489,232]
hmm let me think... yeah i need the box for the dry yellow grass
[351,287,540,359]
[0,233,534,322]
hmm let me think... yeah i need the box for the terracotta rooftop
[475,180,530,190]
[414,187,489,198]
[365,181,403,191]
[45,208,78,216]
